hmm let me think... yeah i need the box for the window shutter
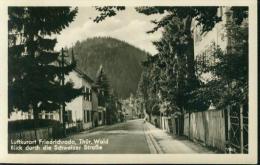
[89,89,92,101]
[87,111,90,122]
[83,110,86,123]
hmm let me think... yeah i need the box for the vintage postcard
[0,0,258,164]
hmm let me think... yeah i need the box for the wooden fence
[152,115,179,135]
[150,115,161,128]
[151,107,247,153]
[184,109,226,151]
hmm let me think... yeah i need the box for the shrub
[8,119,61,133]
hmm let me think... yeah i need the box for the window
[67,111,73,123]
[99,112,102,121]
[84,110,92,123]
[84,87,92,101]
[89,89,92,101]
[83,87,88,100]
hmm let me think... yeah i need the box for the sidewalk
[145,122,216,154]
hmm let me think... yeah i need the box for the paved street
[20,119,215,154]
[72,119,150,153]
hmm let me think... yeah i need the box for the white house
[64,61,98,130]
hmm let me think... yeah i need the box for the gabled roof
[55,59,94,84]
[64,60,94,84]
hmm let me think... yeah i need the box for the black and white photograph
[0,0,258,164]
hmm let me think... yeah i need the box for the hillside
[68,37,149,99]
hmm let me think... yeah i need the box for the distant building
[9,106,60,121]
[121,99,130,120]
[9,108,33,121]
[122,94,138,120]
[39,110,60,121]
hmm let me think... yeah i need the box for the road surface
[19,119,150,154]
[13,119,214,154]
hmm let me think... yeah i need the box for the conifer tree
[95,65,110,105]
[95,65,120,124]
[8,7,82,121]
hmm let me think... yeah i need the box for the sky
[55,7,164,55]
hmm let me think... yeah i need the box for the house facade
[65,62,108,129]
[193,6,233,83]
[64,68,96,130]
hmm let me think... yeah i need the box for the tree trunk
[177,16,195,136]
[182,15,196,84]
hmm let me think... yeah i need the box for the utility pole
[61,48,67,137]
[240,104,244,153]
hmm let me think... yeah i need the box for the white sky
[55,7,163,55]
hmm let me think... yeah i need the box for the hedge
[8,119,61,133]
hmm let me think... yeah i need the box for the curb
[144,122,164,154]
[144,125,157,154]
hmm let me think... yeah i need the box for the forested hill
[68,37,149,99]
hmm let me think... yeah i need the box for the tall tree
[95,65,114,124]
[95,65,110,105]
[136,55,161,118]
[8,7,82,121]
[106,94,119,124]
[95,7,248,134]
[94,6,248,110]
[95,65,120,124]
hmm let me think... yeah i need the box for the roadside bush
[8,119,61,133]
